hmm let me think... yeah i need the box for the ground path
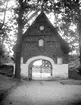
[1,80,81,105]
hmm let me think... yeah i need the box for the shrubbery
[68,55,80,71]
[0,44,6,64]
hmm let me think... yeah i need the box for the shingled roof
[23,11,70,54]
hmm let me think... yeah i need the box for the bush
[68,55,80,71]
[0,44,6,64]
[0,65,14,76]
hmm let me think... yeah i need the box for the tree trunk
[14,40,22,79]
[15,52,21,79]
[79,33,81,63]
[14,0,23,79]
[78,20,81,63]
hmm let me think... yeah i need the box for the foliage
[69,55,80,71]
[0,43,7,64]
[0,44,5,56]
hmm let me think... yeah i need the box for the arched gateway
[21,56,55,80]
[13,12,69,79]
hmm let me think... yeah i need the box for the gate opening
[31,59,52,79]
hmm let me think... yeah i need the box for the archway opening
[31,59,52,79]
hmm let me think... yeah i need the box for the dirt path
[1,80,81,105]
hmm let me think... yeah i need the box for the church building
[15,12,70,80]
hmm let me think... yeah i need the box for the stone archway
[21,55,55,79]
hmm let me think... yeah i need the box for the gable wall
[21,15,68,64]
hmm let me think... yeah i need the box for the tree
[0,0,10,64]
[14,0,39,78]
[57,0,81,65]
[0,0,9,43]
[14,0,23,78]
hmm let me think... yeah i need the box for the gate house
[17,12,70,79]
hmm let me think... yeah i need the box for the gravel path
[1,80,81,105]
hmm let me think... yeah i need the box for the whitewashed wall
[20,56,68,79]
[53,64,68,78]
